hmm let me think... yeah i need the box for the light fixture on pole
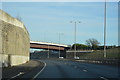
[70,21,80,59]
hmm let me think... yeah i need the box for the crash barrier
[76,59,119,66]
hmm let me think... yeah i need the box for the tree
[86,38,100,50]
[72,43,88,50]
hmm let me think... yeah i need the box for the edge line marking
[33,60,46,79]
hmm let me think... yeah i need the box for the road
[34,59,119,79]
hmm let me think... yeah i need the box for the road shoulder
[2,60,44,79]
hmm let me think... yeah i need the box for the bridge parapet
[30,43,65,50]
[30,41,69,47]
[30,41,70,51]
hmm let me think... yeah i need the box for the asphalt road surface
[35,59,119,79]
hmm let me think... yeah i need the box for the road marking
[33,61,46,79]
[83,69,87,72]
[11,72,24,79]
[100,76,109,80]
[74,66,77,68]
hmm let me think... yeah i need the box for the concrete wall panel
[0,10,30,67]
[10,55,29,66]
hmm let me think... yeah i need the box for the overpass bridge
[30,41,70,58]
[30,41,70,51]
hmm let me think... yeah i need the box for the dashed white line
[74,66,77,68]
[100,76,109,80]
[33,60,46,79]
[11,72,24,79]
[83,69,87,72]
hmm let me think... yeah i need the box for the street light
[70,21,80,59]
[104,0,107,58]
[58,33,64,58]
[43,32,49,58]
[48,44,49,58]
[44,32,46,42]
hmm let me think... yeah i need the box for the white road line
[83,69,87,72]
[11,72,24,79]
[100,76,109,80]
[33,60,46,79]
[74,66,77,68]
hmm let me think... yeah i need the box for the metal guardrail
[75,59,119,65]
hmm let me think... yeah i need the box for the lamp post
[70,21,80,59]
[104,0,107,58]
[44,32,49,58]
[58,33,63,58]
[44,32,46,42]
[48,44,49,58]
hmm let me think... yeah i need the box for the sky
[0,2,118,46]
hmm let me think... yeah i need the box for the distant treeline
[71,44,118,50]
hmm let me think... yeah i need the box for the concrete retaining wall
[0,17,2,68]
[0,9,30,67]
